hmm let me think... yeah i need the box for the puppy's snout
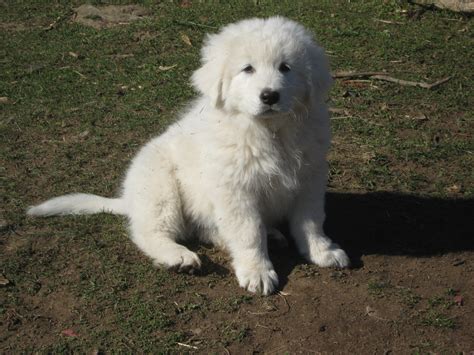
[260,89,280,105]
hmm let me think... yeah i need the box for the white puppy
[28,17,350,295]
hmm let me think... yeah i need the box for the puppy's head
[192,17,333,117]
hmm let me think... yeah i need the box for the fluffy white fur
[28,17,349,295]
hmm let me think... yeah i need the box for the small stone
[0,274,10,286]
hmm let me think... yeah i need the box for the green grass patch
[421,311,456,329]
[368,279,392,297]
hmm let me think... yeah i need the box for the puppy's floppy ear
[306,42,334,99]
[191,34,228,108]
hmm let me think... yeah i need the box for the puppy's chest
[224,132,301,193]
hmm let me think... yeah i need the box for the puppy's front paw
[235,263,279,295]
[154,246,201,274]
[310,244,350,268]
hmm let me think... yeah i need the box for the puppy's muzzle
[260,89,280,105]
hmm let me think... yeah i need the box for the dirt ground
[2,193,473,353]
[1,2,473,353]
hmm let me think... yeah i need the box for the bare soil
[2,192,473,353]
[72,5,149,29]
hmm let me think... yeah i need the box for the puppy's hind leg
[125,157,201,274]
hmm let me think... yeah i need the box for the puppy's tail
[27,193,127,217]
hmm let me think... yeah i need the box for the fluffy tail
[27,193,127,217]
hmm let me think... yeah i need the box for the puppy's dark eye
[242,65,255,74]
[279,63,291,73]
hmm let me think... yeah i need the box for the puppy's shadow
[198,253,230,277]
[183,241,231,277]
[269,238,303,291]
[272,191,473,290]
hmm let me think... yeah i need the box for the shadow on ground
[325,191,473,257]
[270,191,473,289]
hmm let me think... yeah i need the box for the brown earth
[2,192,473,353]
[72,5,150,29]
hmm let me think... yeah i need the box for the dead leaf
[181,33,192,46]
[0,97,10,104]
[78,130,89,139]
[158,64,177,71]
[446,184,462,193]
[454,295,464,306]
[180,0,192,8]
[68,51,79,58]
[61,328,79,337]
[412,113,429,121]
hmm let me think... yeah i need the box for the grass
[398,288,422,309]
[1,1,472,353]
[368,279,392,297]
[421,311,456,329]
[221,323,251,346]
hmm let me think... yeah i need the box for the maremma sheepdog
[28,17,350,295]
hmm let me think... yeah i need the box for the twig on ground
[331,116,352,120]
[374,19,404,25]
[44,10,74,31]
[332,71,386,78]
[72,70,87,79]
[343,79,372,84]
[369,75,451,89]
[255,323,273,329]
[332,71,451,89]
[174,20,217,30]
[177,342,198,350]
[248,310,273,315]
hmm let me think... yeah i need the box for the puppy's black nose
[260,89,280,105]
